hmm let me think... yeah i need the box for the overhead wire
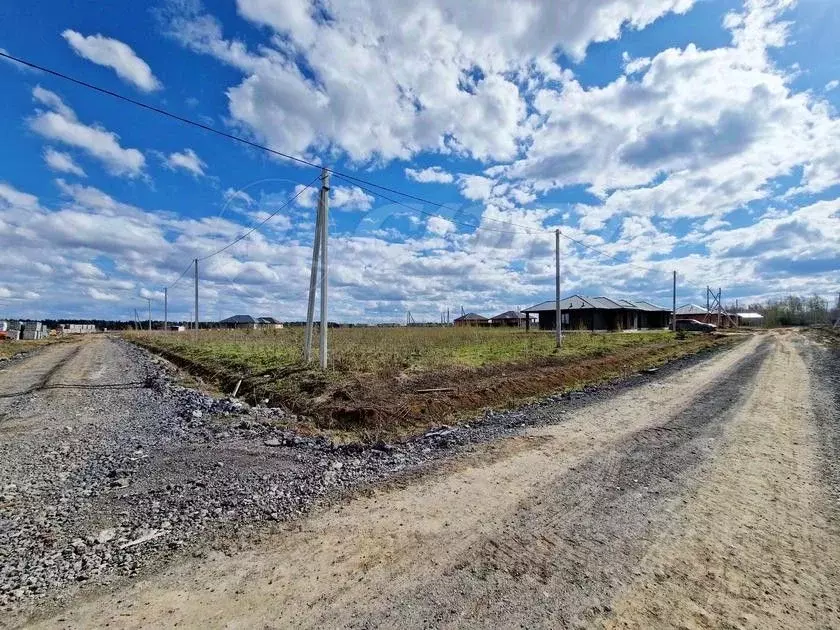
[197,173,320,262]
[2,50,668,282]
[0,50,552,236]
[167,260,196,291]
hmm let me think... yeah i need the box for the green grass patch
[126,327,738,441]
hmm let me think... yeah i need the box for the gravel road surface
[3,330,839,629]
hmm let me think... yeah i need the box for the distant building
[674,304,713,322]
[453,313,489,327]
[219,315,284,330]
[523,295,671,332]
[256,316,284,329]
[735,312,764,327]
[219,314,257,329]
[489,311,533,327]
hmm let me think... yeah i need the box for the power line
[551,230,662,274]
[332,174,543,236]
[338,174,664,273]
[168,260,196,291]
[197,174,320,262]
[0,50,547,236]
[1,50,664,278]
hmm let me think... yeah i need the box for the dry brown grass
[127,327,738,441]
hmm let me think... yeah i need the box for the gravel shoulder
[16,331,833,629]
[0,332,742,626]
[7,330,837,629]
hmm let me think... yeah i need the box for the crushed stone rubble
[0,338,721,616]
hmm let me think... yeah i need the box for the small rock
[191,409,203,419]
[263,438,282,447]
[96,529,116,544]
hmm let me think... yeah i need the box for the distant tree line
[729,295,840,327]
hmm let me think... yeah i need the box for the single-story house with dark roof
[220,315,284,329]
[488,310,535,327]
[675,304,717,325]
[453,312,489,327]
[256,316,284,329]
[220,314,257,329]
[522,295,671,332]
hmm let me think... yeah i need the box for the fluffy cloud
[29,87,145,177]
[164,148,207,176]
[4,0,840,320]
[62,30,162,92]
[44,148,86,177]
[497,0,840,232]
[405,166,454,184]
[87,287,122,302]
[161,0,694,163]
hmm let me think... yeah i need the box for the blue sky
[0,0,838,323]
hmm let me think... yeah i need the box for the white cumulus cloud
[44,148,86,177]
[164,148,207,176]
[405,166,455,184]
[62,30,162,92]
[30,87,145,177]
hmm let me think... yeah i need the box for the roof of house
[523,295,669,313]
[454,312,488,321]
[623,299,671,312]
[490,310,524,321]
[675,304,710,316]
[220,314,255,324]
[736,312,764,319]
[256,316,280,324]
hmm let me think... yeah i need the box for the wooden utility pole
[555,229,562,347]
[304,179,324,363]
[304,168,330,368]
[319,169,330,370]
[164,287,168,332]
[146,298,152,331]
[193,258,199,332]
[672,271,677,332]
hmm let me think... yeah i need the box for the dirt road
[10,330,835,629]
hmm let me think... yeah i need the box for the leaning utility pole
[146,298,152,331]
[304,182,324,363]
[555,229,562,347]
[672,271,677,332]
[304,168,330,368]
[319,169,330,369]
[193,258,199,333]
[164,287,168,332]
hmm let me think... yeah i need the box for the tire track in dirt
[348,337,772,629]
[25,335,786,629]
[600,331,840,629]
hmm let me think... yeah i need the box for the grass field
[127,327,738,441]
[0,336,70,360]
